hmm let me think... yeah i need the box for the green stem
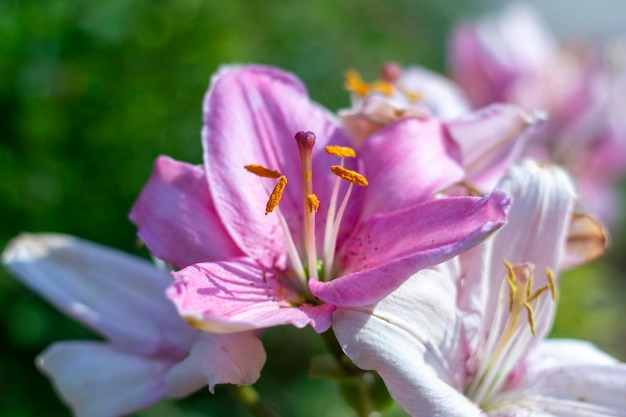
[229,385,282,417]
[321,328,363,376]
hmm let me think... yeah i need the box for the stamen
[307,194,320,213]
[370,79,394,96]
[330,165,368,186]
[244,164,281,178]
[325,145,356,158]
[265,176,287,215]
[546,267,558,301]
[344,69,370,97]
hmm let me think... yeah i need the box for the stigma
[244,131,368,297]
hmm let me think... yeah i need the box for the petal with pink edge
[168,257,335,333]
[446,104,534,191]
[333,266,482,417]
[129,155,243,268]
[202,65,359,267]
[359,117,464,218]
[166,331,266,396]
[37,341,173,417]
[312,191,509,307]
[2,233,194,358]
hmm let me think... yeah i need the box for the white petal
[37,341,173,417]
[334,262,482,417]
[166,331,266,397]
[2,233,195,357]
[500,339,626,416]
[459,160,577,347]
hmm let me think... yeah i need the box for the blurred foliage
[1,0,625,416]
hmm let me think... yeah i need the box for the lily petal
[359,117,464,218]
[129,155,243,268]
[166,332,266,396]
[2,233,193,357]
[503,339,626,416]
[333,266,482,417]
[168,257,335,333]
[311,191,509,306]
[396,66,471,119]
[202,65,358,267]
[37,341,173,417]
[458,160,577,344]
[446,104,534,191]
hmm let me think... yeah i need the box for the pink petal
[129,155,243,268]
[311,191,510,307]
[359,117,464,218]
[333,267,482,417]
[168,257,335,333]
[37,341,173,417]
[166,332,266,396]
[446,104,534,191]
[2,233,194,358]
[202,65,359,267]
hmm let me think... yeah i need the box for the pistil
[243,132,368,296]
[295,131,319,281]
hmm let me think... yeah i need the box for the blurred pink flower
[333,160,623,417]
[130,64,510,336]
[449,4,626,222]
[2,233,265,417]
[339,64,537,192]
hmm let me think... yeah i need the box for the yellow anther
[325,145,356,158]
[545,267,558,302]
[370,79,394,96]
[330,165,368,186]
[244,164,281,179]
[265,176,287,215]
[523,302,537,335]
[405,90,423,103]
[307,194,320,213]
[503,259,517,312]
[344,69,370,97]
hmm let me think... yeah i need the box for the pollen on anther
[244,164,281,178]
[307,194,320,213]
[330,165,368,186]
[545,267,558,302]
[265,176,288,215]
[325,145,356,158]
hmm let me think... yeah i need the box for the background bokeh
[2,1,625,416]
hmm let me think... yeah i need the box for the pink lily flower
[338,63,537,193]
[130,64,510,336]
[2,233,265,417]
[449,4,626,222]
[333,160,623,417]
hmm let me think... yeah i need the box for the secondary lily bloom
[339,63,470,143]
[2,233,265,417]
[339,64,536,192]
[449,3,626,222]
[333,160,624,417]
[130,64,509,337]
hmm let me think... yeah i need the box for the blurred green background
[2,1,625,416]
